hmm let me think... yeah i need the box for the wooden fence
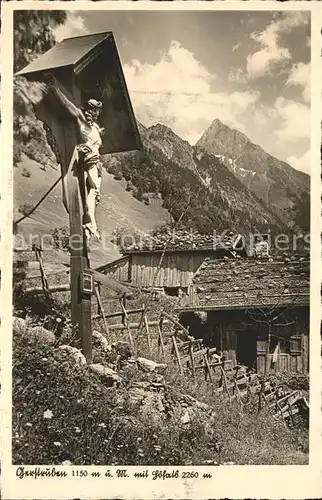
[13,246,309,425]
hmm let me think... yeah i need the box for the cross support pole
[35,92,92,364]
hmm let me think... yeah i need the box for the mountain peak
[197,118,249,162]
[209,117,225,129]
[204,118,250,146]
[148,123,180,137]
[195,117,309,230]
[137,120,148,135]
[147,123,192,149]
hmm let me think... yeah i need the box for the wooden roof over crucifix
[17,31,142,155]
[16,32,113,76]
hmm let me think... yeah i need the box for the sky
[54,10,311,174]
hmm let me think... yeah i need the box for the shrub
[13,143,22,166]
[133,189,143,202]
[18,201,34,217]
[21,167,31,178]
[51,226,70,252]
[267,372,309,391]
[13,284,70,325]
[125,182,134,192]
[111,227,142,250]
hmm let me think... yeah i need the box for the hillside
[14,155,170,267]
[196,118,310,230]
[12,315,309,466]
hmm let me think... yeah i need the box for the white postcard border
[1,1,321,499]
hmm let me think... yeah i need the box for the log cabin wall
[256,311,309,374]
[130,251,209,288]
[206,308,309,374]
[97,256,130,283]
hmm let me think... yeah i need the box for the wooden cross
[34,81,93,362]
[16,31,142,363]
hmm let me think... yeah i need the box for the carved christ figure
[44,78,104,240]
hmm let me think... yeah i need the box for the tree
[14,11,67,72]
[51,226,70,252]
[13,11,67,166]
[245,289,305,411]
[294,192,310,233]
[18,201,34,216]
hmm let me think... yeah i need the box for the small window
[257,335,267,354]
[290,335,302,355]
[279,337,290,355]
[269,336,289,355]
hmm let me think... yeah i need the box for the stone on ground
[92,330,110,351]
[89,363,122,386]
[29,325,56,344]
[136,357,167,373]
[59,345,86,365]
[13,316,26,335]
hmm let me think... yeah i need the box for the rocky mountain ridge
[15,116,310,266]
[196,118,310,229]
[105,122,288,235]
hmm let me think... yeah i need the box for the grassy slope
[13,320,309,466]
[13,155,169,267]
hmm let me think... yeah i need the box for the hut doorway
[236,332,257,369]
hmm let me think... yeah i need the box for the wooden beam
[92,307,144,320]
[143,309,152,356]
[120,300,135,352]
[33,245,50,296]
[161,311,191,340]
[189,343,195,380]
[104,320,170,331]
[157,324,166,362]
[25,284,70,294]
[172,336,184,375]
[94,284,109,338]
[176,339,203,349]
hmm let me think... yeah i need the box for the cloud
[125,41,212,96]
[240,12,309,80]
[228,67,247,84]
[232,42,241,52]
[247,29,290,79]
[286,62,310,103]
[287,149,310,174]
[252,106,275,126]
[124,41,260,144]
[121,36,133,48]
[53,13,88,43]
[273,97,310,143]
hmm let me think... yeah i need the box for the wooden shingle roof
[122,231,244,254]
[189,254,310,311]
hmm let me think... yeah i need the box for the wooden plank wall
[256,333,309,374]
[102,258,130,283]
[205,309,309,374]
[256,353,298,373]
[131,252,206,288]
[110,259,129,283]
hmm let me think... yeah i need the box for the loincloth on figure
[77,145,103,194]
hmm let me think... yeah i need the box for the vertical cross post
[35,90,92,364]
